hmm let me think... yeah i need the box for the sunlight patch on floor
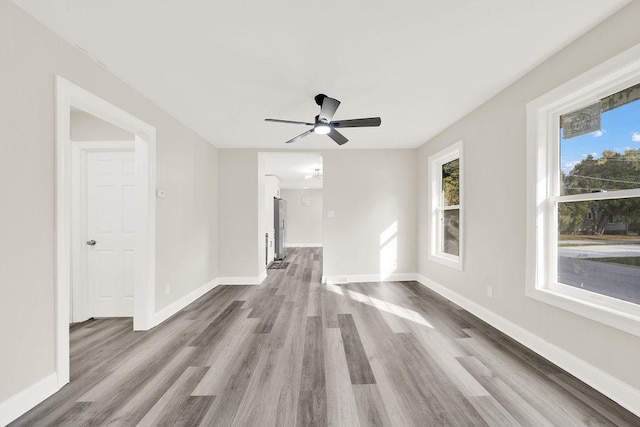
[326,283,433,329]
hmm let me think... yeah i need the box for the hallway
[12,248,639,426]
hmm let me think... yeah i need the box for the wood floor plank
[308,281,322,317]
[381,332,487,426]
[88,346,197,425]
[230,346,283,427]
[190,300,246,346]
[297,316,327,427]
[255,294,285,333]
[163,396,215,427]
[198,334,269,426]
[191,316,261,395]
[51,402,94,426]
[459,330,613,426]
[467,395,522,426]
[324,328,361,427]
[70,319,131,356]
[137,366,212,427]
[271,300,295,349]
[273,296,308,427]
[337,313,376,385]
[407,324,488,398]
[78,320,192,403]
[11,248,639,427]
[547,372,640,427]
[352,384,393,427]
[320,286,339,328]
[184,286,250,322]
[350,282,412,334]
[457,355,554,427]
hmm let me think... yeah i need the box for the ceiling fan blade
[319,96,341,123]
[265,118,314,126]
[331,117,381,128]
[285,129,314,144]
[327,128,348,145]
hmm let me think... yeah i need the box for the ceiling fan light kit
[314,124,331,135]
[265,94,381,146]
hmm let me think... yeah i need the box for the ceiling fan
[265,94,381,145]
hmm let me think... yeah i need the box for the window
[527,44,640,336]
[429,142,463,270]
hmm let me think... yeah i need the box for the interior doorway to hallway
[260,152,324,270]
[55,76,157,388]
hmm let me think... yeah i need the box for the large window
[429,142,463,270]
[527,45,640,336]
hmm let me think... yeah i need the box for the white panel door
[86,151,136,317]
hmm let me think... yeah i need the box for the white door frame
[55,76,156,387]
[71,140,135,323]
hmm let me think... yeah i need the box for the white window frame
[526,43,640,337]
[429,141,463,270]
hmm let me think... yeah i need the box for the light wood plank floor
[12,248,639,426]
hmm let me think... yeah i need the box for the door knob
[86,240,97,246]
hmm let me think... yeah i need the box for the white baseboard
[153,278,220,326]
[415,274,640,417]
[322,273,418,285]
[218,271,267,286]
[284,243,323,248]
[0,373,58,426]
[258,270,267,284]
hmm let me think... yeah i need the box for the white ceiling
[263,152,323,190]
[13,0,629,149]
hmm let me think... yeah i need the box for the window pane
[442,159,460,206]
[558,198,640,304]
[560,91,640,196]
[442,209,460,256]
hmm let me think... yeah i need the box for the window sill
[526,285,640,338]
[429,253,463,271]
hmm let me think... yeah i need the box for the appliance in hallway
[274,197,287,260]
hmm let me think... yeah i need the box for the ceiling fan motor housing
[314,94,327,106]
[314,114,328,125]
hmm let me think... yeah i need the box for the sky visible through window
[561,99,640,174]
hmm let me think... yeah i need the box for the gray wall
[0,1,218,402]
[70,110,134,141]
[217,149,259,278]
[417,0,640,394]
[280,189,323,246]
[323,150,418,279]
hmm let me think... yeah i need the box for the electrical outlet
[165,284,170,296]
[487,286,493,298]
[327,210,335,218]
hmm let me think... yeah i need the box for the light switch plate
[327,210,335,218]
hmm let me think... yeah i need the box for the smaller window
[429,142,463,270]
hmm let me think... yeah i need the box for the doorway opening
[259,152,323,275]
[70,109,137,321]
[55,77,157,388]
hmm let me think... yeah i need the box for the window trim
[526,43,640,337]
[429,141,463,270]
